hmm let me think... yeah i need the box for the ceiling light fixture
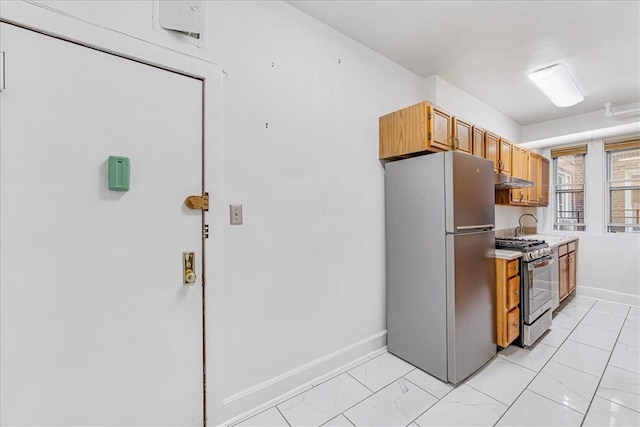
[528,64,584,107]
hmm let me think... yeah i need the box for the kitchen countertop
[521,234,579,248]
[493,249,522,260]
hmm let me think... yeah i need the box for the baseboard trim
[577,286,640,307]
[220,330,387,426]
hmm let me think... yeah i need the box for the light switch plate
[230,204,243,225]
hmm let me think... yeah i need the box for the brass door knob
[185,269,196,284]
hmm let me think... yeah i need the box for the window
[551,145,587,231]
[606,138,640,233]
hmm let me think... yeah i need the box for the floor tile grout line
[275,406,292,427]
[230,406,283,427]
[403,386,443,427]
[234,351,387,426]
[463,381,515,408]
[321,413,356,427]
[491,299,598,426]
[306,350,387,390]
[346,363,417,397]
[341,411,357,427]
[561,338,616,354]
[338,372,438,427]
[273,350,386,411]
[401,376,450,401]
[600,362,640,376]
[526,388,587,416]
[581,305,632,423]
[271,354,416,426]
[346,371,375,393]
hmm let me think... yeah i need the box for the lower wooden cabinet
[558,240,578,301]
[506,307,520,345]
[496,258,521,347]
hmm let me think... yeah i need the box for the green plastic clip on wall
[108,156,130,191]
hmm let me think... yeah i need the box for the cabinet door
[527,153,540,205]
[484,131,500,172]
[512,146,522,178]
[379,102,429,160]
[473,126,485,158]
[452,117,473,154]
[506,277,520,311]
[568,251,577,293]
[506,307,520,345]
[499,139,513,175]
[509,147,526,204]
[506,259,519,278]
[429,104,453,151]
[559,254,569,300]
[540,158,549,206]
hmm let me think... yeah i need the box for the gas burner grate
[495,237,547,251]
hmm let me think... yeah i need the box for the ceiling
[287,1,640,126]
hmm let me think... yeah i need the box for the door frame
[0,3,225,426]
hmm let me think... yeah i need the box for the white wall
[12,1,425,423]
[429,75,522,143]
[206,0,424,410]
[522,102,640,143]
[422,75,537,230]
[538,138,640,306]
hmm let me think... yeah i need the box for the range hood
[494,173,533,189]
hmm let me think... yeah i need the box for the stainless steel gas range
[495,238,554,347]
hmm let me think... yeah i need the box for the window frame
[553,153,586,232]
[606,147,640,234]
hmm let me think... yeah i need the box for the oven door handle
[532,255,554,268]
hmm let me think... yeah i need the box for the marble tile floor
[232,297,640,427]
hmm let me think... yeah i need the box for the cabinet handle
[519,191,524,202]
[511,323,518,329]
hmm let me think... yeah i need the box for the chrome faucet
[516,213,538,237]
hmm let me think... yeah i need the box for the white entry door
[0,23,205,425]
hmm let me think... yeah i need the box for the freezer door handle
[456,224,494,232]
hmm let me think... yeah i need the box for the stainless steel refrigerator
[385,151,496,384]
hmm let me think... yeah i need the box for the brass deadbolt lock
[183,252,196,285]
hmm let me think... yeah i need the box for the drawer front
[506,276,520,310]
[558,244,568,257]
[506,259,519,278]
[506,307,520,344]
[568,240,577,253]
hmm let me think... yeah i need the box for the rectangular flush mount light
[528,64,584,107]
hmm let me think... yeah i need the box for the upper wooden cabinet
[508,146,528,205]
[379,101,453,160]
[431,105,453,151]
[527,152,541,205]
[499,138,513,176]
[452,117,473,154]
[484,131,500,172]
[473,126,485,158]
[378,100,550,207]
[540,157,549,207]
[496,148,550,208]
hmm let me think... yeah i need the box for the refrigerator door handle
[456,224,494,232]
